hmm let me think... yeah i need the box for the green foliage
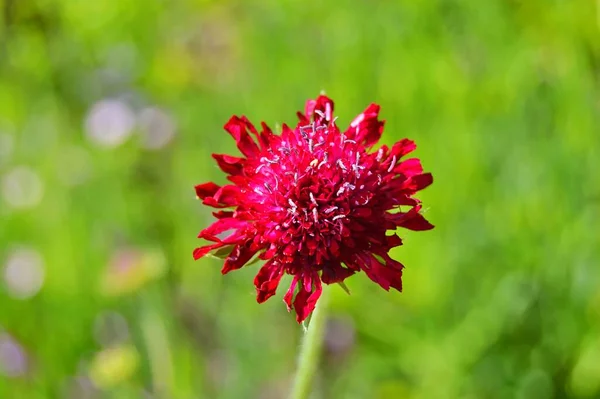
[1,0,599,397]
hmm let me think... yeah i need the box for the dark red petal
[404,173,433,192]
[397,209,434,231]
[347,103,385,147]
[195,182,220,200]
[203,185,240,208]
[212,210,234,219]
[386,234,403,248]
[355,252,403,292]
[259,122,275,149]
[297,111,310,125]
[321,263,355,284]
[212,154,244,175]
[224,116,260,158]
[293,273,322,323]
[390,138,417,159]
[284,276,299,311]
[222,243,258,274]
[198,218,248,240]
[254,260,284,303]
[193,243,225,260]
[393,158,423,177]
[305,95,334,123]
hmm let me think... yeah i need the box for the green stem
[289,285,330,399]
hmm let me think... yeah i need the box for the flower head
[194,95,433,322]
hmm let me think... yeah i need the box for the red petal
[212,154,244,175]
[321,263,354,284]
[390,139,417,158]
[254,260,284,303]
[259,122,275,149]
[398,209,434,231]
[222,243,258,274]
[404,173,433,192]
[212,210,234,219]
[224,116,260,158]
[193,243,226,260]
[203,185,240,208]
[198,218,248,240]
[393,158,423,177]
[355,252,403,292]
[386,234,403,248]
[305,95,334,123]
[195,182,220,200]
[293,272,322,323]
[284,276,299,311]
[347,103,384,147]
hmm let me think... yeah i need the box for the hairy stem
[289,286,330,399]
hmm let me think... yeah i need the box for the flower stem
[289,286,330,399]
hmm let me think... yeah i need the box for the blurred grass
[0,0,599,398]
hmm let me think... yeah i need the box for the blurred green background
[1,0,599,398]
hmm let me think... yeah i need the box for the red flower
[194,95,433,323]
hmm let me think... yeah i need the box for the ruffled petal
[321,262,355,284]
[393,158,423,177]
[198,218,248,241]
[347,103,385,147]
[222,243,259,274]
[224,116,261,158]
[284,276,299,311]
[403,173,433,192]
[212,154,244,175]
[259,122,275,150]
[390,138,417,159]
[397,209,434,231]
[195,182,220,200]
[386,206,434,231]
[193,242,232,260]
[354,252,403,292]
[293,272,322,323]
[305,95,334,124]
[254,260,284,303]
[202,185,240,208]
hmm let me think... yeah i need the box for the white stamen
[333,214,345,221]
[337,159,347,171]
[312,208,318,222]
[324,206,338,214]
[288,199,297,210]
[376,148,384,162]
[317,153,328,169]
[350,113,365,128]
[309,192,317,205]
[260,156,279,164]
[388,155,397,173]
